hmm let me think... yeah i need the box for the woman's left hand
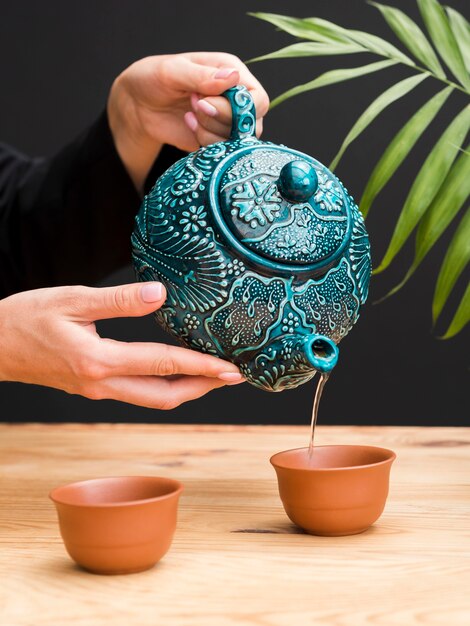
[107,52,269,193]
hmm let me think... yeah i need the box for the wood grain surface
[0,423,469,626]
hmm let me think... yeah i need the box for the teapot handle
[224,85,257,140]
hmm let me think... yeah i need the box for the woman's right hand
[0,282,243,409]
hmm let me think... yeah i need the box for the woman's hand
[0,282,243,409]
[107,52,269,193]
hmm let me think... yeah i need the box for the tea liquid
[308,373,329,458]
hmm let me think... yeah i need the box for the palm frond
[304,17,415,65]
[330,73,428,170]
[438,283,470,339]
[360,86,453,217]
[248,42,364,63]
[445,7,470,73]
[270,60,396,109]
[377,147,470,299]
[250,1,470,337]
[417,0,470,89]
[248,13,352,44]
[374,104,470,274]
[433,206,470,327]
[370,1,445,76]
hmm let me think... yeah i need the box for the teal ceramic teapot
[132,85,371,391]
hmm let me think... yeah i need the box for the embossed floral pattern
[282,312,301,334]
[183,314,200,330]
[231,176,282,227]
[301,238,317,255]
[277,232,296,249]
[190,338,217,354]
[155,307,176,334]
[334,225,345,241]
[280,343,293,360]
[180,205,207,233]
[314,171,344,213]
[226,258,246,277]
[239,363,253,379]
[297,212,312,228]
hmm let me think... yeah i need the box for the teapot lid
[210,86,353,277]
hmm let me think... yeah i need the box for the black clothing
[0,112,183,299]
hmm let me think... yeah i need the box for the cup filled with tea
[271,445,396,536]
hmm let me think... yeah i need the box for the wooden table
[1,424,469,625]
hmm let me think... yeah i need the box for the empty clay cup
[50,476,183,574]
[271,445,396,536]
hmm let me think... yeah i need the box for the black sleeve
[0,112,185,299]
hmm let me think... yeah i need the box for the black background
[0,0,468,426]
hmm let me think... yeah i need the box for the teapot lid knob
[278,160,318,203]
[224,85,257,140]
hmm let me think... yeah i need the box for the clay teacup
[50,476,183,574]
[271,445,396,536]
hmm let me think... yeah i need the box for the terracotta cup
[50,476,183,574]
[271,445,396,536]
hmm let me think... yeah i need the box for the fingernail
[218,372,243,382]
[214,67,238,79]
[197,99,217,116]
[141,283,163,302]
[184,111,198,132]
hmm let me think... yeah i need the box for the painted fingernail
[218,372,243,382]
[214,67,239,79]
[184,111,198,132]
[197,99,217,117]
[141,283,163,302]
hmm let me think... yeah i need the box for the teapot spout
[238,333,339,392]
[304,335,338,375]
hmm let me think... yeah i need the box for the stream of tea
[308,373,329,458]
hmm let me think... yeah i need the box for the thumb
[170,57,240,96]
[69,282,167,321]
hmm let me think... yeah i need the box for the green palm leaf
[374,103,470,274]
[417,0,470,89]
[377,147,470,299]
[304,17,414,65]
[271,59,396,108]
[433,206,470,328]
[439,283,470,338]
[248,13,352,44]
[249,42,364,63]
[330,73,428,170]
[251,2,470,337]
[370,2,445,77]
[250,13,414,65]
[446,7,470,73]
[360,86,453,218]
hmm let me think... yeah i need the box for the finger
[184,110,198,134]
[186,117,263,148]
[62,282,167,321]
[194,106,232,137]
[193,106,264,141]
[255,117,264,139]
[163,55,240,96]
[101,339,243,380]
[199,88,270,127]
[187,52,270,114]
[184,111,228,147]
[195,125,228,148]
[92,374,240,410]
